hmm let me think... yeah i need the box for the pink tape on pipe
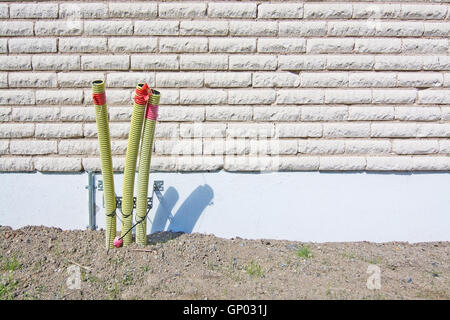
[145,105,158,120]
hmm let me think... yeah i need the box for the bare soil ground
[0,225,448,300]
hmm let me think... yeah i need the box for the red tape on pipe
[92,92,106,105]
[136,83,149,96]
[134,94,149,105]
[135,83,150,105]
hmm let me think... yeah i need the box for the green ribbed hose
[136,90,160,246]
[92,80,116,250]
[120,84,147,246]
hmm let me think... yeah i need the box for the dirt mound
[0,225,448,300]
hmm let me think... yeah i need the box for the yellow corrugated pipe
[136,90,160,246]
[120,83,149,246]
[92,80,116,249]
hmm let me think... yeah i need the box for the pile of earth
[0,225,448,300]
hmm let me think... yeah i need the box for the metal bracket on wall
[115,196,153,211]
[95,179,164,213]
[87,174,165,231]
[97,180,103,191]
[153,180,164,192]
[85,171,98,231]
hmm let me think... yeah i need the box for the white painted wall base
[0,171,449,243]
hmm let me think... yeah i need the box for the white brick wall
[304,3,352,19]
[35,20,83,36]
[108,2,157,18]
[59,38,107,53]
[134,20,179,36]
[10,3,58,19]
[59,3,108,19]
[33,55,80,71]
[0,1,449,172]
[180,21,228,36]
[10,140,57,155]
[205,72,251,88]
[258,3,303,19]
[279,21,327,37]
[208,2,256,18]
[159,2,206,18]
[9,38,56,53]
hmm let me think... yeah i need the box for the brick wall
[0,1,449,172]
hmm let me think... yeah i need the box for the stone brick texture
[0,1,449,172]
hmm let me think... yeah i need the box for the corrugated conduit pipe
[136,89,160,246]
[92,80,116,250]
[120,83,149,246]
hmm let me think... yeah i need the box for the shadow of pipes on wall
[151,186,179,233]
[150,184,214,234]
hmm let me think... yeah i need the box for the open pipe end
[91,79,105,94]
[150,89,160,105]
[135,83,150,106]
